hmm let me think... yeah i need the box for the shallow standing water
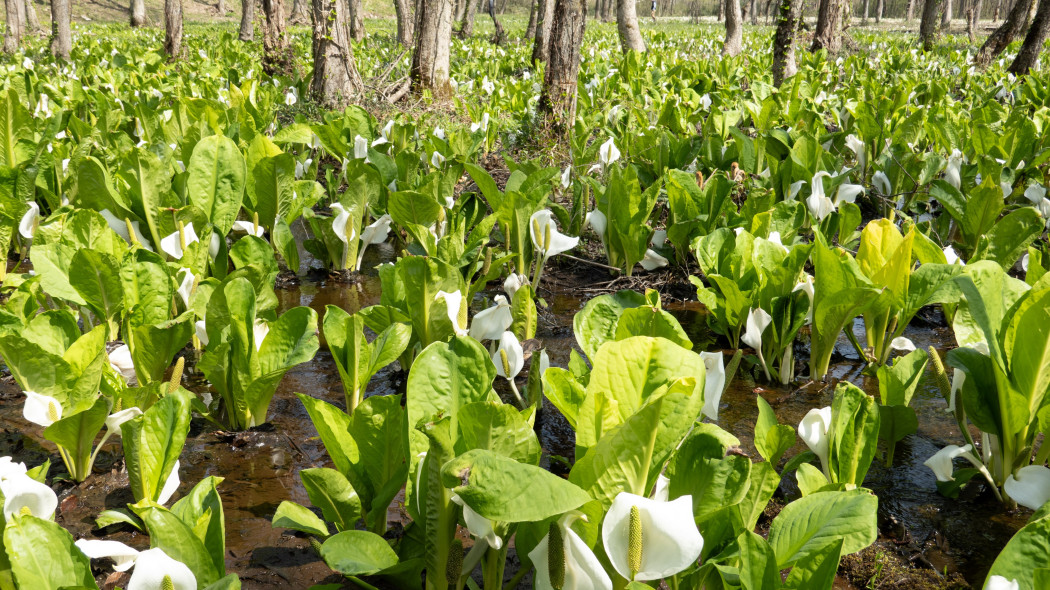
[0,247,1031,589]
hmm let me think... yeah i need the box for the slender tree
[526,0,539,38]
[459,0,480,36]
[919,0,944,49]
[974,0,1033,63]
[772,0,801,86]
[411,0,454,97]
[486,0,506,42]
[349,0,365,40]
[907,0,916,19]
[616,0,646,52]
[394,0,414,44]
[723,0,743,55]
[533,0,555,63]
[217,0,226,14]
[261,0,290,74]
[1008,0,1050,73]
[540,0,586,124]
[130,0,147,26]
[941,0,952,26]
[4,0,24,53]
[290,0,309,22]
[811,0,842,51]
[239,0,255,40]
[875,0,884,21]
[311,0,363,107]
[50,0,71,59]
[24,0,38,31]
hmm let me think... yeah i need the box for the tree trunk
[130,0,147,25]
[601,0,612,20]
[718,0,724,19]
[907,0,916,19]
[459,0,479,35]
[533,0,555,63]
[239,0,255,40]
[875,0,883,21]
[454,0,466,20]
[349,0,365,40]
[723,0,742,54]
[772,0,800,85]
[261,0,290,74]
[290,0,309,22]
[24,0,38,31]
[412,0,454,97]
[1008,0,1050,73]
[4,0,24,53]
[487,0,506,42]
[941,0,952,26]
[919,0,943,49]
[966,0,981,38]
[540,0,585,125]
[974,0,1032,63]
[749,0,757,23]
[311,0,363,107]
[217,0,226,14]
[394,0,414,44]
[862,0,869,23]
[50,0,71,59]
[526,0,539,37]
[810,0,842,51]
[616,0,645,52]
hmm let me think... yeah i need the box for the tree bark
[290,0,309,22]
[24,0,38,31]
[50,0,71,59]
[412,0,454,97]
[974,0,1032,63]
[919,0,943,49]
[750,0,757,23]
[239,0,255,40]
[966,0,981,38]
[540,0,585,125]
[723,0,742,54]
[907,0,916,19]
[261,0,290,74]
[616,0,645,52]
[130,0,147,25]
[861,0,869,23]
[349,0,365,40]
[718,0,725,19]
[459,0,479,36]
[772,0,801,86]
[217,0,226,14]
[4,0,24,53]
[875,0,883,21]
[601,0,612,20]
[810,0,842,51]
[311,0,363,108]
[941,0,952,26]
[394,0,414,44]
[526,0,539,37]
[486,0,506,42]
[533,0,555,63]
[1008,0,1050,73]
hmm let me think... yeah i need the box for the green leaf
[3,515,99,590]
[767,489,878,569]
[188,134,247,236]
[171,476,227,575]
[320,530,399,576]
[877,347,929,407]
[586,336,706,419]
[987,516,1050,590]
[783,537,843,590]
[121,390,192,504]
[573,290,646,360]
[134,504,224,585]
[300,468,362,532]
[754,396,794,467]
[272,501,330,538]
[406,336,497,438]
[738,530,778,590]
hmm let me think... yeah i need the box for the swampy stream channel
[0,241,1030,590]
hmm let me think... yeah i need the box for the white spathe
[531,210,579,259]
[799,406,833,477]
[176,268,195,308]
[699,351,725,421]
[1,473,58,520]
[127,548,197,590]
[357,214,393,269]
[75,539,140,572]
[23,391,63,427]
[159,223,200,259]
[434,290,467,337]
[232,220,265,237]
[984,576,1020,590]
[792,275,816,324]
[844,134,866,172]
[923,444,978,482]
[331,204,354,245]
[450,493,503,550]
[253,320,270,352]
[806,172,864,221]
[601,492,704,581]
[943,246,965,266]
[741,308,772,352]
[503,274,528,300]
[599,138,620,168]
[492,331,524,379]
[469,295,513,342]
[1004,465,1050,511]
[640,249,669,271]
[353,135,368,160]
[528,512,612,590]
[945,149,965,189]
[0,457,27,481]
[157,460,181,506]
[195,320,209,347]
[890,337,916,352]
[106,407,143,433]
[585,210,608,241]
[109,344,137,384]
[18,202,39,239]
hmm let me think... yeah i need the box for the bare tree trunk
[601,0,612,20]
[993,0,1002,20]
[486,0,506,42]
[533,0,555,62]
[1008,0,1050,73]
[239,0,255,40]
[975,0,1032,62]
[967,0,981,37]
[311,0,363,107]
[811,0,842,50]
[394,0,414,44]
[526,0,539,37]
[4,0,24,53]
[24,0,38,31]
[862,0,869,23]
[919,0,943,49]
[412,0,454,97]
[50,0,71,59]
[723,0,742,54]
[772,0,801,85]
[718,0,725,19]
[290,0,309,22]
[459,0,480,35]
[750,0,757,22]
[875,0,884,21]
[349,0,365,40]
[907,0,916,19]
[217,0,226,14]
[540,0,585,125]
[941,0,952,26]
[130,0,147,25]
[261,0,290,74]
[616,0,645,51]
[454,0,466,20]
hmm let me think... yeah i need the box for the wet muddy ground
[0,241,1033,589]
